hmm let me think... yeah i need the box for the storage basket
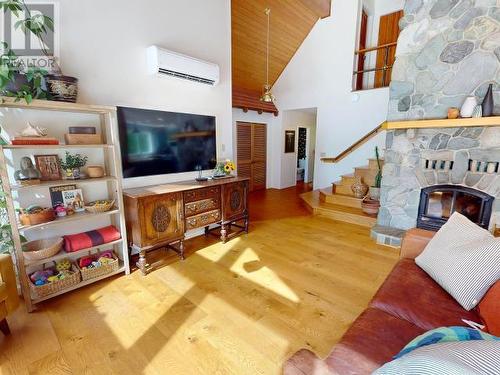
[19,208,55,226]
[22,237,63,261]
[64,133,102,145]
[29,263,81,299]
[78,251,119,281]
[84,200,115,214]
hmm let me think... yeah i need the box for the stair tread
[317,202,372,217]
[321,189,361,200]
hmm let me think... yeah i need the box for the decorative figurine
[14,157,42,185]
[19,122,48,137]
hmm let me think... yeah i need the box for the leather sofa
[0,253,19,335]
[284,228,485,374]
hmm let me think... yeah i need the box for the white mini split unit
[146,45,220,86]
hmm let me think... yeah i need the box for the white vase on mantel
[460,96,478,118]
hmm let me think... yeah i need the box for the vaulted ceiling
[231,0,331,107]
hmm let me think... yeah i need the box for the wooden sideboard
[123,176,249,275]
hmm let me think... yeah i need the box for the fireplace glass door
[418,185,494,231]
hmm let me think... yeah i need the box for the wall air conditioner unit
[146,45,220,86]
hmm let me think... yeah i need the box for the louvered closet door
[236,122,267,192]
[251,123,266,191]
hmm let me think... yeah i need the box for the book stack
[12,137,60,145]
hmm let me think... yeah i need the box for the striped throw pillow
[416,212,500,311]
[373,341,500,375]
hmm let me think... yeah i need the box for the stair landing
[301,190,376,228]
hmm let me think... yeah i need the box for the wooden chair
[0,253,19,335]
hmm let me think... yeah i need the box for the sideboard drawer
[185,209,221,230]
[185,197,220,217]
[184,187,220,203]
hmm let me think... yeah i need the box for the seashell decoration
[19,122,48,137]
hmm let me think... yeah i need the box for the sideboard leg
[220,223,228,243]
[244,216,249,233]
[136,249,148,276]
[179,240,185,260]
[204,226,209,237]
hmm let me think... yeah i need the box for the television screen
[117,106,217,178]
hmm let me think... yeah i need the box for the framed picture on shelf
[34,154,61,181]
[62,188,85,212]
[49,184,77,207]
[284,130,296,153]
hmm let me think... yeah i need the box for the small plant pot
[369,187,381,200]
[361,198,380,217]
[65,168,81,179]
[46,74,78,103]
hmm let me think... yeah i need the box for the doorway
[236,122,266,191]
[296,125,315,185]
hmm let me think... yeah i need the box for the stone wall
[379,0,500,230]
[389,0,500,120]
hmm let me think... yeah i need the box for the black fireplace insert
[417,185,494,231]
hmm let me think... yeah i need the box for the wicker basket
[78,252,119,281]
[29,264,81,299]
[85,200,115,214]
[19,208,55,226]
[22,237,63,261]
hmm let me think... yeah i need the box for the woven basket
[78,252,119,281]
[22,237,63,261]
[85,200,115,214]
[29,264,81,299]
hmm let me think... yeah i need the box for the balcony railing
[353,41,397,90]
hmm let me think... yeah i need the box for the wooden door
[374,10,403,88]
[140,192,184,247]
[236,122,266,191]
[356,9,368,91]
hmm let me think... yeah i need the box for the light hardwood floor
[1,185,399,375]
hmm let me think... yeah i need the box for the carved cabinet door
[140,192,184,246]
[222,181,248,222]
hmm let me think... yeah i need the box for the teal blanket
[395,326,500,359]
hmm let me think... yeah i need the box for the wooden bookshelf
[0,99,130,312]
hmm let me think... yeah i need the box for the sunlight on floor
[230,248,300,304]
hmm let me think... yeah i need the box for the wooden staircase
[300,158,383,227]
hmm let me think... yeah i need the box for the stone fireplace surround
[372,126,500,246]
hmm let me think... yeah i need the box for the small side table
[494,225,500,238]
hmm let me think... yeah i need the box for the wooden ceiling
[231,0,331,97]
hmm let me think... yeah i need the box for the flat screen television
[117,106,217,178]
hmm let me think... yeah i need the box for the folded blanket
[64,226,121,252]
[394,326,500,359]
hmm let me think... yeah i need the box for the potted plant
[369,146,382,200]
[0,1,78,103]
[59,152,88,179]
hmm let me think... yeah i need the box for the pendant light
[260,8,275,103]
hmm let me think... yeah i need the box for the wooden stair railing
[320,123,385,163]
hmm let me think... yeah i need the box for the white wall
[271,0,389,190]
[57,0,232,189]
[232,109,280,189]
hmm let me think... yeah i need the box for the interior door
[356,9,368,91]
[236,122,266,191]
[374,10,403,88]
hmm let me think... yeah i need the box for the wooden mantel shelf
[382,116,500,130]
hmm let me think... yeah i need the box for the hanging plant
[0,0,78,103]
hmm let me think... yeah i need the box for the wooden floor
[1,184,398,375]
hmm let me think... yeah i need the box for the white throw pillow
[415,212,500,311]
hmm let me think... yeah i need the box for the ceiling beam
[298,0,331,19]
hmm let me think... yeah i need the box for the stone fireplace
[371,0,500,246]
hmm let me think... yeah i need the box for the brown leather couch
[284,228,484,375]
